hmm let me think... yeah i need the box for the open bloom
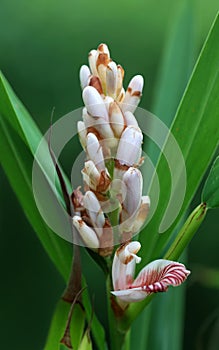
[111,242,190,306]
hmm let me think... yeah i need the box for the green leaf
[140,12,219,263]
[70,303,86,349]
[0,115,72,280]
[78,331,93,350]
[135,3,195,350]
[0,74,107,349]
[44,300,71,350]
[202,156,219,208]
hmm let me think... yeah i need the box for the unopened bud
[80,65,91,90]
[73,215,99,249]
[122,75,144,113]
[116,126,143,166]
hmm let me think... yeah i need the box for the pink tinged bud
[82,86,108,120]
[124,111,139,128]
[106,61,118,98]
[86,133,105,172]
[73,215,99,249]
[112,258,190,303]
[83,191,105,231]
[77,121,87,149]
[79,65,91,90]
[116,126,143,166]
[109,102,125,138]
[88,49,98,76]
[122,75,144,113]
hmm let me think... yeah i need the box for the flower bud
[88,49,98,76]
[86,133,105,172]
[77,121,87,149]
[116,126,143,166]
[79,65,91,90]
[82,160,100,190]
[124,111,139,127]
[73,215,99,249]
[109,102,125,138]
[122,75,144,113]
[83,191,105,231]
[106,61,118,98]
[82,86,108,120]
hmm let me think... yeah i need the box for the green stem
[106,276,130,350]
[164,202,207,260]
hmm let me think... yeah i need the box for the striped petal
[112,260,190,303]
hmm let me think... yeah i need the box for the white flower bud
[82,86,108,120]
[73,215,99,249]
[106,61,118,98]
[88,49,98,76]
[97,43,110,56]
[122,75,144,113]
[124,111,139,127]
[82,160,100,190]
[79,65,91,90]
[122,167,143,217]
[77,121,87,149]
[86,133,105,172]
[116,126,143,166]
[83,191,105,231]
[109,102,125,138]
[116,65,124,99]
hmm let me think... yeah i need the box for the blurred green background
[0,0,219,349]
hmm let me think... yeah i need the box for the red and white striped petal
[132,259,190,294]
[112,259,190,303]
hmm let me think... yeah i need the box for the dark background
[0,0,219,349]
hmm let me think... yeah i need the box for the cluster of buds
[72,43,149,255]
[72,43,190,304]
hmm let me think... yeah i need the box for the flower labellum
[111,242,190,306]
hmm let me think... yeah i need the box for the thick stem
[106,276,130,350]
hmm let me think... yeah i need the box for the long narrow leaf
[140,12,219,263]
